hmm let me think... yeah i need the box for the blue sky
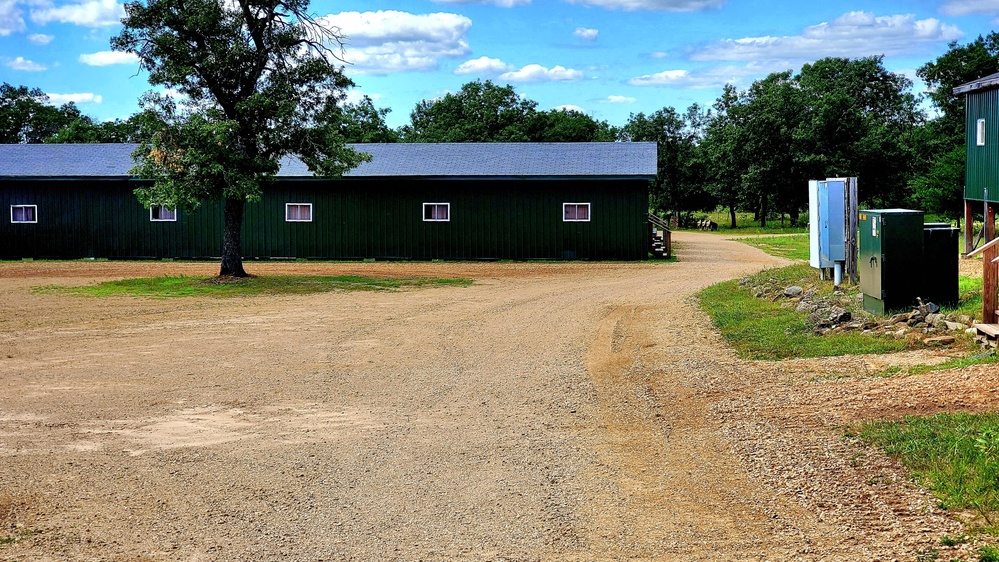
[0,0,997,129]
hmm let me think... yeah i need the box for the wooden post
[988,202,997,242]
[968,237,999,324]
[965,199,975,255]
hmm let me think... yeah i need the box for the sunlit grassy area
[853,413,999,535]
[35,274,473,298]
[736,234,810,261]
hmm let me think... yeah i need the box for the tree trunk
[220,196,248,277]
[759,195,768,228]
[729,204,737,229]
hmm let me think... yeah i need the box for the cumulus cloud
[573,27,598,40]
[454,55,513,75]
[602,95,636,103]
[28,33,54,44]
[941,0,999,15]
[499,64,583,82]
[31,0,124,27]
[318,10,471,75]
[344,90,384,104]
[553,104,587,113]
[648,51,668,59]
[79,50,138,65]
[692,11,962,62]
[46,92,102,104]
[0,0,26,35]
[565,0,723,11]
[6,56,46,71]
[432,0,530,5]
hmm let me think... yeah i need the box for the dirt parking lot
[1,231,997,561]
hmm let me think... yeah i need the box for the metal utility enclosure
[859,209,924,315]
[809,178,858,284]
[922,223,960,307]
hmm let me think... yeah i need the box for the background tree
[528,108,616,142]
[112,0,366,277]
[337,95,399,143]
[702,84,748,228]
[401,80,537,142]
[620,105,711,221]
[794,56,921,207]
[0,83,85,143]
[913,33,999,220]
[46,110,163,143]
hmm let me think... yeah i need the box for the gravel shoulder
[0,231,994,560]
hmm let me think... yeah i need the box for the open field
[1,231,997,560]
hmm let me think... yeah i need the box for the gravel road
[1,231,995,560]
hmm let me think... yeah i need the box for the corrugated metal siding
[966,88,999,203]
[1,178,648,260]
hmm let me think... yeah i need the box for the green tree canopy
[112,0,366,276]
[0,83,86,144]
[401,80,537,142]
[337,95,400,143]
[621,105,712,219]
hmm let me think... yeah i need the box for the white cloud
[0,0,26,35]
[692,11,962,62]
[553,104,587,113]
[79,50,137,66]
[319,10,471,75]
[565,0,723,11]
[30,0,124,27]
[6,56,46,71]
[46,92,102,104]
[431,0,530,5]
[344,90,384,104]
[942,0,999,15]
[602,95,636,103]
[28,33,54,44]
[499,64,583,82]
[649,51,668,59]
[455,55,513,75]
[573,27,598,40]
[629,61,792,89]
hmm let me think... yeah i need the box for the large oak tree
[112,0,367,276]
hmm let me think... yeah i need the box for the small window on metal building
[150,206,177,221]
[423,203,450,222]
[11,205,37,223]
[563,203,590,222]
[977,119,986,146]
[286,203,312,222]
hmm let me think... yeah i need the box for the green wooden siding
[965,87,999,203]
[1,178,648,260]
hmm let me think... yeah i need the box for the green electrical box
[859,209,925,315]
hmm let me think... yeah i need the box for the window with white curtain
[11,205,37,223]
[423,203,450,222]
[563,203,590,222]
[286,203,313,222]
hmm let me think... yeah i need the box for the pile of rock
[738,276,976,347]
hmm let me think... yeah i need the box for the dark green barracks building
[1,142,657,261]
[955,73,999,250]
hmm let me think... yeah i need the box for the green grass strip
[736,234,810,261]
[697,264,906,360]
[854,413,999,533]
[35,274,472,298]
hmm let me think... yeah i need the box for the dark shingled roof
[953,71,999,95]
[0,142,657,179]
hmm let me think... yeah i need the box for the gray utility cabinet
[859,209,925,315]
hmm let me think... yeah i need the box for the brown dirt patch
[0,232,993,560]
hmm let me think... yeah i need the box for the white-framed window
[150,205,177,221]
[11,205,37,224]
[563,202,590,222]
[977,118,986,146]
[286,203,312,222]
[423,202,450,222]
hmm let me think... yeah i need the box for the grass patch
[695,210,808,234]
[735,234,810,261]
[697,263,906,360]
[854,413,999,534]
[35,274,472,298]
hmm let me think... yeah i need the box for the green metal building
[954,73,999,250]
[1,143,657,261]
